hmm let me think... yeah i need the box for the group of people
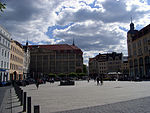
[87,75,103,86]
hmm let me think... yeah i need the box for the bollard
[27,97,31,113]
[23,92,27,112]
[10,89,12,113]
[18,88,21,101]
[20,90,23,106]
[34,105,40,113]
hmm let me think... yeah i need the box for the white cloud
[0,0,150,65]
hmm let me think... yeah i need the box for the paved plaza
[20,80,150,113]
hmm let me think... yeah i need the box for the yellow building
[127,22,150,80]
[9,40,24,80]
[89,52,123,80]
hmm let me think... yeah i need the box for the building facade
[29,44,83,79]
[9,40,24,81]
[0,25,11,83]
[127,22,150,79]
[89,52,123,79]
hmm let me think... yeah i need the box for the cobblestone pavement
[0,86,11,107]
[0,86,22,113]
[55,96,150,113]
[21,81,150,113]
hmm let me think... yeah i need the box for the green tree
[48,73,56,78]
[68,72,77,78]
[0,2,6,12]
[78,73,86,78]
[57,73,67,79]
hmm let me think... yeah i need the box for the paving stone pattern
[56,96,150,113]
[21,81,150,113]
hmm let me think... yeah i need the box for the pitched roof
[28,44,83,54]
[130,24,150,41]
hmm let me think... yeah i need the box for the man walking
[97,77,100,85]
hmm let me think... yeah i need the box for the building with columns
[127,22,150,80]
[29,44,83,79]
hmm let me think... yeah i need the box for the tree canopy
[0,2,6,12]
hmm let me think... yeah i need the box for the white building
[0,25,11,83]
[23,41,30,79]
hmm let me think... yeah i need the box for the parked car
[0,81,12,87]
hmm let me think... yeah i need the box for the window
[2,49,4,56]
[8,42,10,48]
[5,50,7,57]
[10,63,12,69]
[6,40,7,46]
[3,39,5,44]
[4,62,6,68]
[11,54,12,59]
[7,52,9,58]
[1,61,3,68]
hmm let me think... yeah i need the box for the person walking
[97,77,100,85]
[87,77,90,82]
[36,80,39,89]
[100,75,103,85]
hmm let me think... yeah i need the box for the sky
[0,0,150,65]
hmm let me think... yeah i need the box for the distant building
[107,52,122,73]
[29,44,83,79]
[23,41,30,79]
[121,56,129,80]
[0,25,11,83]
[89,58,98,77]
[9,40,24,80]
[127,22,150,79]
[89,52,123,79]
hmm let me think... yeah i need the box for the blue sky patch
[46,23,74,40]
[147,0,150,5]
[119,26,128,32]
[79,0,100,9]
[136,24,145,30]
[55,6,75,15]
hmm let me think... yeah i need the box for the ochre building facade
[9,40,24,80]
[127,22,150,79]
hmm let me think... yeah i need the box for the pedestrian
[87,77,90,82]
[97,77,100,85]
[36,80,39,89]
[100,75,103,85]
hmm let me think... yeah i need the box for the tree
[0,2,6,12]
[57,73,67,79]
[68,72,77,78]
[48,73,56,78]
